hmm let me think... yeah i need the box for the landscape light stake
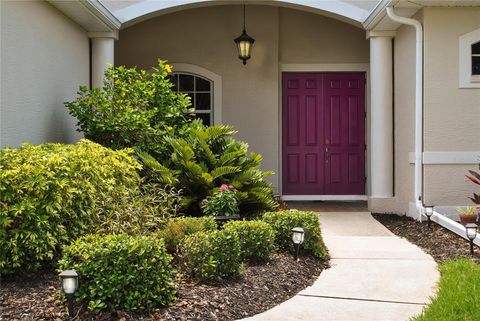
[424,205,434,228]
[291,227,305,261]
[59,270,79,318]
[465,223,478,256]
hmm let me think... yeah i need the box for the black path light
[59,269,79,318]
[292,227,305,261]
[424,205,434,228]
[234,5,255,65]
[465,223,478,256]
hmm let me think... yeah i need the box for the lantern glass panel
[292,228,305,245]
[466,224,478,240]
[425,206,434,217]
[62,277,78,294]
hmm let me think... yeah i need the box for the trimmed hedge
[179,229,241,280]
[224,220,276,262]
[263,210,327,258]
[58,234,176,312]
[0,140,141,275]
[156,216,217,254]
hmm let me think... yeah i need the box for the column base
[368,196,397,214]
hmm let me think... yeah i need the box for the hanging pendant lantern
[234,5,255,65]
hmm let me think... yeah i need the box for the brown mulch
[1,253,327,321]
[373,213,480,263]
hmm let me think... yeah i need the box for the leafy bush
[156,216,217,254]
[179,229,241,280]
[0,140,141,275]
[201,185,239,217]
[139,123,278,215]
[263,210,327,258]
[224,220,276,262]
[96,183,182,236]
[65,60,194,159]
[58,234,176,312]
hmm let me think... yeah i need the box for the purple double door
[282,72,366,195]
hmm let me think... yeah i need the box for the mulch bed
[1,253,327,321]
[373,213,480,263]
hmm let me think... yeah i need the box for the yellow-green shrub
[0,140,141,275]
[263,210,327,258]
[224,220,276,262]
[58,234,176,312]
[156,216,217,254]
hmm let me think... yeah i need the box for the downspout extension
[386,7,424,220]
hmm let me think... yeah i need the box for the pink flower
[220,184,230,190]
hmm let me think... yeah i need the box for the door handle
[325,147,329,163]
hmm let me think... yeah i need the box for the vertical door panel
[282,72,365,195]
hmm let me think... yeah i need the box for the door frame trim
[279,64,370,199]
[282,195,368,201]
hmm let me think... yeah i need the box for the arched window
[459,28,480,88]
[168,73,213,126]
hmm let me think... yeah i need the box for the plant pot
[459,214,477,225]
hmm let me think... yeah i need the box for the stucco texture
[115,5,369,192]
[423,7,480,206]
[0,0,88,148]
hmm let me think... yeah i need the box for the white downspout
[386,7,424,220]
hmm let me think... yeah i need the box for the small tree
[65,60,194,158]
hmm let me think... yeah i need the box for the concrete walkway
[243,211,439,321]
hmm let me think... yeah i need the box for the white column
[88,31,118,88]
[368,31,395,198]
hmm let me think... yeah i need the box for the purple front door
[282,72,366,195]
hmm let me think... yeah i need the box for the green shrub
[263,210,327,258]
[156,216,217,254]
[179,229,241,280]
[139,123,278,215]
[224,220,276,262]
[96,183,182,236]
[65,60,194,159]
[201,186,239,217]
[58,234,176,312]
[0,140,141,275]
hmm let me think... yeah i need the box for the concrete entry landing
[242,206,439,321]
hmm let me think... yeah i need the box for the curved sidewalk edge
[240,212,439,321]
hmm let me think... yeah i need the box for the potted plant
[201,184,240,227]
[457,207,477,225]
[465,162,480,221]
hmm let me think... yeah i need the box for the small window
[167,73,213,126]
[472,42,480,75]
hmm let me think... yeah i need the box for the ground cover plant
[263,210,328,258]
[59,234,176,312]
[0,140,141,275]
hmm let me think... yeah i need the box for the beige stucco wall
[0,0,88,148]
[116,5,369,191]
[423,7,480,206]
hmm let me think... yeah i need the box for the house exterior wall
[422,7,480,207]
[0,0,87,148]
[115,5,369,192]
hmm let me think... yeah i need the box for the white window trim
[170,63,222,125]
[459,28,480,88]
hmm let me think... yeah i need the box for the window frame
[169,63,223,125]
[459,28,480,88]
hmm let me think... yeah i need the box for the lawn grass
[413,258,480,321]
